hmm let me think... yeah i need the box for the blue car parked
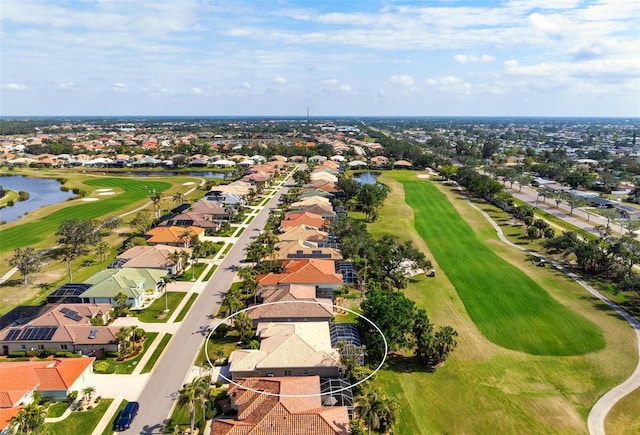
[115,402,139,431]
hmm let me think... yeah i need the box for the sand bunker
[417,174,430,179]
[81,198,99,202]
[98,192,115,196]
[182,182,195,185]
[95,188,114,192]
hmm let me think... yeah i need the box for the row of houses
[210,160,356,434]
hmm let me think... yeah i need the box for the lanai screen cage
[330,322,364,365]
[320,378,355,419]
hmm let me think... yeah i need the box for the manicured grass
[46,401,70,418]
[44,398,113,434]
[101,399,127,435]
[605,387,640,435]
[175,293,198,322]
[0,178,171,250]
[396,173,604,356]
[366,171,637,434]
[203,265,218,281]
[133,292,186,323]
[93,332,158,374]
[141,333,173,374]
[164,398,206,434]
[196,330,244,367]
[176,263,207,281]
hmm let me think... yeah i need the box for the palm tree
[173,192,184,205]
[179,229,194,248]
[115,326,132,355]
[234,312,253,342]
[176,377,208,435]
[82,386,96,403]
[11,402,47,434]
[357,389,392,435]
[150,191,161,219]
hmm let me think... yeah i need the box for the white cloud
[274,76,287,84]
[390,75,415,86]
[2,83,28,91]
[112,83,127,92]
[454,54,495,64]
[426,76,472,95]
[339,84,352,92]
[242,82,251,89]
[190,87,202,95]
[58,82,75,90]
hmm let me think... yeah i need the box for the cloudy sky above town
[1,0,638,117]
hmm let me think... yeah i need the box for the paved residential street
[119,176,292,435]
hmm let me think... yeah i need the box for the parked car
[115,401,139,431]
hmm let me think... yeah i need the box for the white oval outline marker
[205,300,388,398]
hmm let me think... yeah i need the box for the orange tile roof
[0,407,22,431]
[211,377,349,435]
[258,259,343,286]
[0,358,94,404]
[280,212,325,229]
[145,226,204,244]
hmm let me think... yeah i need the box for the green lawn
[366,172,636,434]
[101,399,127,435]
[44,398,113,434]
[141,333,173,374]
[176,263,207,281]
[396,173,604,356]
[133,292,186,323]
[175,293,198,322]
[46,401,70,418]
[93,332,158,374]
[0,178,171,250]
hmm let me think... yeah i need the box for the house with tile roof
[144,226,205,247]
[280,212,326,230]
[0,303,117,356]
[257,259,343,291]
[0,357,95,405]
[273,240,342,264]
[278,225,328,243]
[248,284,334,326]
[112,244,191,275]
[211,376,350,434]
[81,268,165,309]
[228,322,341,379]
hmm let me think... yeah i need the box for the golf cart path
[464,194,640,435]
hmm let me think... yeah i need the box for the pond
[0,176,75,223]
[352,172,380,185]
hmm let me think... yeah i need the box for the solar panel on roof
[63,309,83,321]
[15,326,58,341]
[5,329,21,341]
[60,307,71,314]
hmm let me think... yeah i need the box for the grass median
[141,333,173,374]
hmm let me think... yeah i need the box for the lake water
[0,176,75,223]
[352,172,380,185]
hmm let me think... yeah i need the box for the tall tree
[9,247,43,285]
[234,311,253,342]
[176,377,208,435]
[56,219,100,254]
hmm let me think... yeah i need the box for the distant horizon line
[2,115,639,120]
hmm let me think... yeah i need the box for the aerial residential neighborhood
[0,117,639,435]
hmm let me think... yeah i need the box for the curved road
[464,190,640,435]
[128,176,293,434]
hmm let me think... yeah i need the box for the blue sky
[1,0,638,117]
